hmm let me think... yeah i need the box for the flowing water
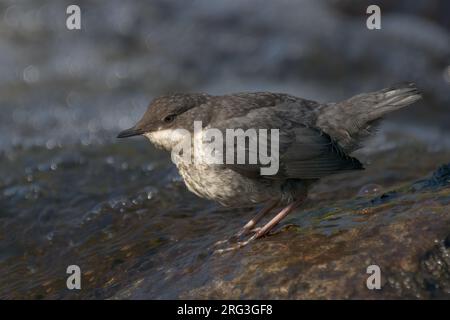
[0,0,449,299]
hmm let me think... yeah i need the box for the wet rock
[370,191,399,205]
[179,163,450,299]
[0,0,450,299]
[1,142,450,299]
[411,162,450,191]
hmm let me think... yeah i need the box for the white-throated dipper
[118,83,421,251]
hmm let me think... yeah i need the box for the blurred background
[0,0,449,299]
[0,0,449,149]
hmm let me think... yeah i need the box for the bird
[117,83,421,252]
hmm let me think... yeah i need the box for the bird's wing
[209,107,363,180]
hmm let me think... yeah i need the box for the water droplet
[357,184,382,197]
[106,156,115,165]
[46,232,54,241]
[27,265,37,274]
[23,65,40,83]
[81,136,91,146]
[45,139,57,150]
[142,164,155,172]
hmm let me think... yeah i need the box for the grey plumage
[118,83,421,213]
[214,108,363,181]
[316,82,421,152]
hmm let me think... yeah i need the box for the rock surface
[0,0,449,299]
[179,161,450,299]
[3,142,449,299]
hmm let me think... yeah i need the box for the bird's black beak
[117,126,145,138]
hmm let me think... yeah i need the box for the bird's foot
[213,226,273,254]
[213,197,306,254]
[233,226,262,239]
[212,226,263,248]
[213,227,262,247]
[213,233,258,254]
[212,238,230,247]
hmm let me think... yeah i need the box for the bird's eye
[163,114,176,123]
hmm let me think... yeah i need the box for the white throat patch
[145,129,190,151]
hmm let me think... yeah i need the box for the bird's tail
[316,82,422,152]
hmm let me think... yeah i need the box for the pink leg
[252,196,305,239]
[215,196,306,253]
[214,200,279,247]
[234,200,279,238]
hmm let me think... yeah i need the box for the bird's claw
[213,225,263,247]
[213,234,258,254]
[213,226,272,253]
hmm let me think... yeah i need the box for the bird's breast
[174,160,282,207]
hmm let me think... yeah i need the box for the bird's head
[117,93,210,151]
